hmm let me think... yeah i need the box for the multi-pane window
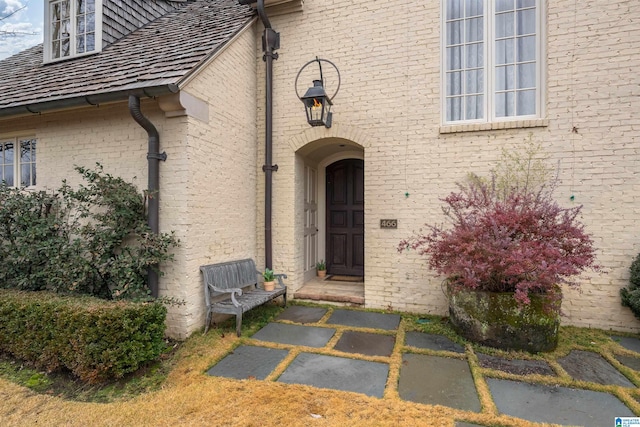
[443,0,541,123]
[46,0,102,62]
[0,138,37,188]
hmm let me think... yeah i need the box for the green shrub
[0,187,66,291]
[0,164,178,301]
[0,290,167,383]
[621,252,640,319]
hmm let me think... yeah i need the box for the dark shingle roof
[102,0,188,46]
[0,0,255,116]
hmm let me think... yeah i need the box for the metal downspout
[128,95,167,298]
[257,0,279,270]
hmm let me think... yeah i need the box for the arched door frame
[317,150,364,272]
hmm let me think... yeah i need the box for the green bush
[621,252,640,319]
[0,164,178,301]
[0,290,167,383]
[0,187,64,291]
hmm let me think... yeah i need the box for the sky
[0,0,43,60]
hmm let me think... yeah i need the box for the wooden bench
[201,259,287,336]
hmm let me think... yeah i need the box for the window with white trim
[443,0,542,124]
[0,137,37,188]
[45,0,102,62]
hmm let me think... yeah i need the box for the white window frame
[441,0,545,125]
[44,0,103,63]
[0,135,37,188]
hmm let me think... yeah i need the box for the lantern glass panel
[304,97,329,126]
[300,79,333,127]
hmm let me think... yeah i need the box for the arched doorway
[325,158,364,276]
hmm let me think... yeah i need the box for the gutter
[239,0,279,270]
[0,84,180,118]
[128,95,167,299]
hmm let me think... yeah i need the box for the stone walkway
[207,306,640,426]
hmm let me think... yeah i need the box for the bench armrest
[274,273,287,288]
[210,285,244,307]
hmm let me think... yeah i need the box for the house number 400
[380,219,397,229]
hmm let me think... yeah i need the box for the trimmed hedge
[0,290,167,383]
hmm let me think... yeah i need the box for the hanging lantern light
[301,80,332,127]
[295,58,340,128]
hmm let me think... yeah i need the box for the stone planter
[448,285,561,353]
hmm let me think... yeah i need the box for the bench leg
[236,310,243,337]
[282,290,287,307]
[204,309,213,334]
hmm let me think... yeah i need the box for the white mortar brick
[248,0,640,333]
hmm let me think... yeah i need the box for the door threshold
[293,292,364,305]
[294,278,364,305]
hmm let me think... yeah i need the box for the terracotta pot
[263,281,275,291]
[317,270,327,279]
[447,284,561,353]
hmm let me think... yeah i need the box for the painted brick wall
[177,24,259,337]
[251,0,640,332]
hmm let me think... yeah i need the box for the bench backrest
[201,259,259,296]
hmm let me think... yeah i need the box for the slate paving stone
[488,378,634,426]
[615,354,640,371]
[276,306,327,323]
[277,352,389,398]
[252,323,335,348]
[206,345,288,380]
[405,331,465,353]
[398,353,481,412]
[611,335,640,354]
[214,311,640,426]
[326,309,401,330]
[333,331,396,357]
[476,353,555,376]
[558,350,635,387]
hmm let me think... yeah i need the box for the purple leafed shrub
[399,161,601,306]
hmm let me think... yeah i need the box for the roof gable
[0,0,255,117]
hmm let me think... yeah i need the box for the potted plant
[399,145,601,352]
[263,268,276,291]
[316,260,327,279]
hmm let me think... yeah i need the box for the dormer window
[45,0,103,62]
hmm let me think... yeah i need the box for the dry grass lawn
[0,302,639,427]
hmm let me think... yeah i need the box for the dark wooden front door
[326,159,364,276]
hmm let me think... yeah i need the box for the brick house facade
[1,0,639,338]
[259,0,640,333]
